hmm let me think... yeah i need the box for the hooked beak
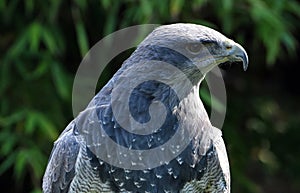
[226,41,249,71]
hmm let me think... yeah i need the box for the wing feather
[42,122,80,193]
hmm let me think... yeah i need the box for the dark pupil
[189,43,201,53]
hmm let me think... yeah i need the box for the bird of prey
[42,23,248,193]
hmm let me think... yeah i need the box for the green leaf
[0,151,17,175]
[14,149,27,180]
[220,0,233,33]
[51,62,71,102]
[0,110,26,127]
[282,32,296,53]
[200,88,226,114]
[75,21,89,57]
[24,112,36,134]
[28,22,42,52]
[200,88,211,107]
[43,28,58,54]
[0,131,17,155]
[35,113,58,140]
[140,0,152,18]
[28,148,47,179]
[265,36,280,64]
[103,3,118,36]
[31,59,49,78]
[286,1,300,17]
[7,30,28,58]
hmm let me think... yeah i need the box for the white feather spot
[134,181,142,188]
[167,168,173,175]
[156,174,163,179]
[176,156,183,165]
[140,177,146,181]
[119,182,124,187]
[131,161,137,166]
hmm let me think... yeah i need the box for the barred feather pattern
[181,137,230,193]
[68,144,112,193]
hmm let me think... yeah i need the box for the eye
[186,43,202,54]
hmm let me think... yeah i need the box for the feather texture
[43,23,248,192]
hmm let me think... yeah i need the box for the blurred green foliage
[0,0,299,192]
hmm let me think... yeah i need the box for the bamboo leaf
[0,152,17,175]
[51,62,71,102]
[35,113,59,140]
[28,148,47,179]
[7,31,28,58]
[0,110,26,127]
[28,22,42,52]
[14,149,27,180]
[0,131,17,155]
[75,21,89,57]
[43,28,58,54]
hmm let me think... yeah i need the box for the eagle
[42,23,248,193]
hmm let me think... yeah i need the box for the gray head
[126,23,248,85]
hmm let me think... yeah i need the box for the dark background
[0,0,299,192]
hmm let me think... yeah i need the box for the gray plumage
[43,23,248,193]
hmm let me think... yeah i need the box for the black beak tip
[243,58,248,71]
[234,43,248,71]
